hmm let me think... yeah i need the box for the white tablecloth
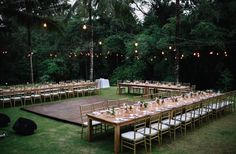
[96,78,110,89]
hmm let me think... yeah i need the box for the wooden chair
[163,107,183,140]
[187,103,201,129]
[211,96,222,119]
[11,90,23,107]
[65,86,75,98]
[121,116,147,154]
[200,99,212,123]
[92,101,107,111]
[107,100,120,108]
[0,91,12,108]
[151,110,171,144]
[50,87,60,101]
[21,89,33,105]
[177,105,192,136]
[79,104,102,139]
[58,87,67,99]
[41,88,52,102]
[139,114,160,152]
[31,89,42,103]
[74,86,84,97]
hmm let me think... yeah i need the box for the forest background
[0,0,236,91]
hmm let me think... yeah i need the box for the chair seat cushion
[11,97,22,100]
[202,108,212,113]
[121,131,145,141]
[186,112,199,118]
[31,94,41,98]
[22,96,31,99]
[175,114,191,122]
[0,98,11,101]
[83,120,101,126]
[58,91,66,94]
[41,93,51,97]
[137,127,158,136]
[66,90,74,93]
[212,103,221,110]
[74,89,83,93]
[150,123,170,131]
[51,93,59,96]
[162,119,181,126]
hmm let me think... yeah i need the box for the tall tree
[0,0,65,83]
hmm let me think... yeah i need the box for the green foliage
[110,61,145,85]
[190,21,226,49]
[217,69,234,92]
[39,58,68,82]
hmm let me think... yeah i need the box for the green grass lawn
[1,87,236,154]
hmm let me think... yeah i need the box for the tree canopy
[0,0,236,91]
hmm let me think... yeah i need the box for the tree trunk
[88,0,94,81]
[27,18,34,84]
[26,0,34,84]
[175,0,180,84]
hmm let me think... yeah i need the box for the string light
[161,51,165,55]
[135,50,138,53]
[209,51,213,55]
[99,41,102,45]
[82,24,87,30]
[43,22,47,28]
[169,46,172,50]
[197,53,200,58]
[134,42,138,47]
[2,51,8,54]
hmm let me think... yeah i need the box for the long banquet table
[118,82,191,95]
[0,82,97,96]
[87,92,219,154]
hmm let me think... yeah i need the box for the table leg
[145,87,148,95]
[88,117,93,141]
[118,84,121,95]
[114,125,120,154]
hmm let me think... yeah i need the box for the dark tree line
[0,0,236,91]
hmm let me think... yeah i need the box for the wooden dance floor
[22,96,107,125]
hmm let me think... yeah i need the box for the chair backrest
[192,102,201,116]
[93,101,107,111]
[107,100,119,108]
[1,90,11,98]
[184,104,193,117]
[160,110,171,125]
[134,116,148,139]
[118,98,132,106]
[80,104,93,124]
[150,113,161,130]
[172,107,183,125]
